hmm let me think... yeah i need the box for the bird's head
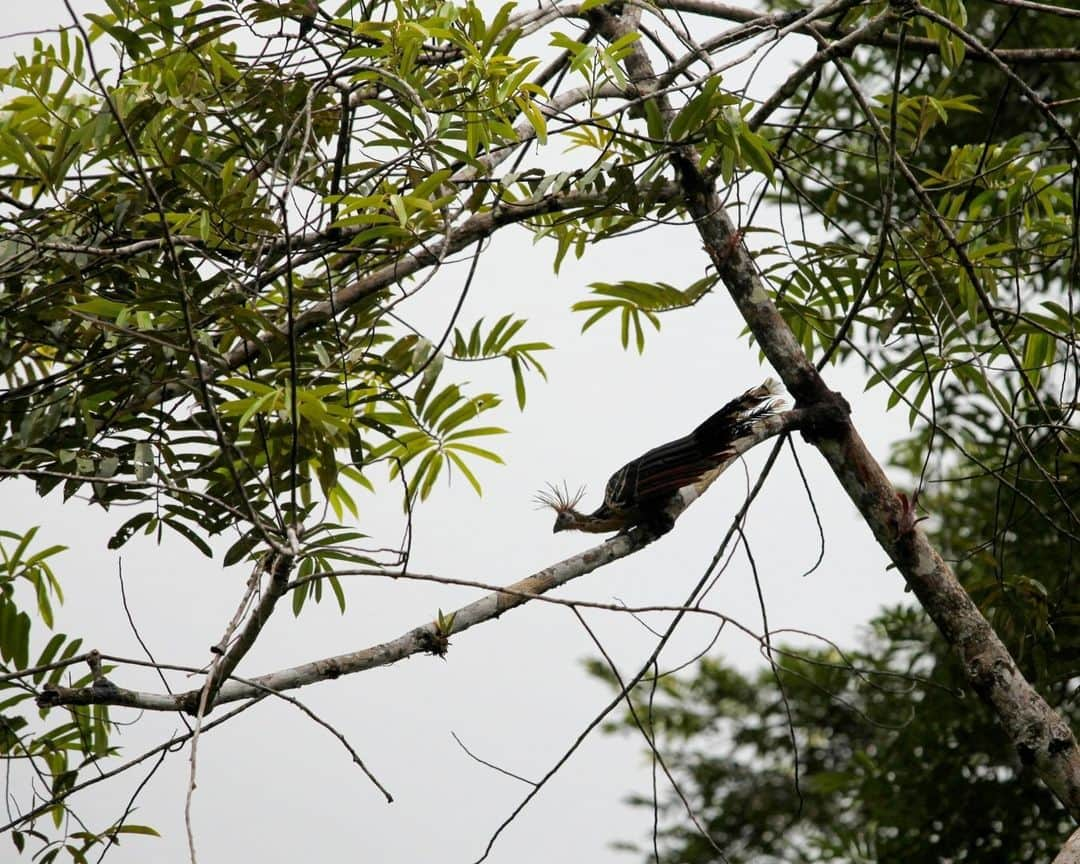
[552,510,576,533]
[534,482,587,533]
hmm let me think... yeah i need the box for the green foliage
[0,0,1076,857]
[0,2,577,852]
[869,92,981,155]
[767,1,1077,419]
[573,276,717,353]
[755,0,1079,679]
[890,404,1080,687]
[0,0,782,576]
[450,315,552,409]
[0,526,65,634]
[594,606,1076,863]
[0,0,559,574]
[549,28,640,90]
[580,0,1080,859]
[917,0,969,70]
[0,530,150,860]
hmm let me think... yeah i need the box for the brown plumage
[537,380,784,536]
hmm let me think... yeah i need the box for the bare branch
[35,408,812,714]
[652,0,1080,61]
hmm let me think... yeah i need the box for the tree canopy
[0,0,1077,860]
[596,429,1080,860]
[595,604,1077,862]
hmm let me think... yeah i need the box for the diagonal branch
[748,10,892,132]
[35,407,812,714]
[585,2,1080,820]
[140,183,679,411]
[202,548,295,707]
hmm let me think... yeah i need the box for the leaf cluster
[594,605,1076,863]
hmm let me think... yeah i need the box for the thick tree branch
[586,3,1080,820]
[1054,825,1080,864]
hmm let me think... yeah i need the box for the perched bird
[537,380,784,536]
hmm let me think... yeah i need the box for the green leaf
[34,633,69,683]
[108,512,155,550]
[422,384,462,427]
[328,574,347,614]
[446,450,482,495]
[162,517,213,558]
[511,355,526,409]
[420,451,444,500]
[110,824,161,837]
[446,442,505,463]
[292,578,312,616]
[86,14,152,60]
[223,530,261,567]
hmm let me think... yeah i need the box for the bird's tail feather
[692,379,786,445]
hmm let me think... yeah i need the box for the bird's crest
[759,377,783,399]
[750,378,786,413]
[533,481,586,515]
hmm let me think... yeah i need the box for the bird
[536,380,784,537]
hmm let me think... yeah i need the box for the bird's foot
[634,511,675,543]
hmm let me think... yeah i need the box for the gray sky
[1,4,910,862]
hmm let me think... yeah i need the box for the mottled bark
[587,3,1080,821]
[1054,826,1080,864]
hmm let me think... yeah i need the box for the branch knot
[796,390,851,444]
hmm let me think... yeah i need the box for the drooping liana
[537,380,784,536]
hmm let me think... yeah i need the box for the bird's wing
[604,435,727,511]
[603,382,782,513]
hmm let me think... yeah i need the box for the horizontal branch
[35,406,811,714]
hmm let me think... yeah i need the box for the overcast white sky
[1,4,911,862]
